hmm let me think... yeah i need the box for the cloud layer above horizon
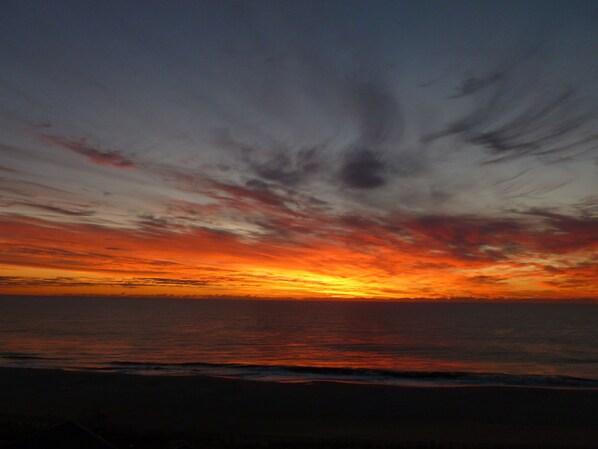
[1,0,598,299]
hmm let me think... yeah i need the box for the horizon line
[2,294,597,304]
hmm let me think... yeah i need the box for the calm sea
[1,296,597,388]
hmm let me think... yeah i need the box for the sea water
[1,296,597,388]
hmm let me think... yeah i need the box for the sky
[1,0,598,300]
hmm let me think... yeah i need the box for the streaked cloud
[42,135,135,169]
[0,1,597,299]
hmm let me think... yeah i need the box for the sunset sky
[1,1,597,299]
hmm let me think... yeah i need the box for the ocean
[1,296,597,388]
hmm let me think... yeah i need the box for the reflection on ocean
[1,297,597,387]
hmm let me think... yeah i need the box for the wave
[0,352,50,360]
[105,360,598,389]
[2,354,596,388]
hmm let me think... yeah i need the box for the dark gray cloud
[247,146,322,186]
[574,196,598,219]
[136,214,173,231]
[340,148,387,189]
[12,201,95,217]
[425,52,598,164]
[206,8,412,194]
[335,79,413,190]
[211,126,325,188]
[446,46,538,99]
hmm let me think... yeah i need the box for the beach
[1,367,597,448]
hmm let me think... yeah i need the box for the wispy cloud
[425,57,598,164]
[42,135,135,169]
[1,1,597,299]
[11,201,95,217]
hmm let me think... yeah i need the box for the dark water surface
[1,296,597,387]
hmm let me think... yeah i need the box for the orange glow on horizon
[1,214,597,300]
[2,1,598,304]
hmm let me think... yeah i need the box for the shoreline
[1,367,598,448]
[39,369,598,391]
[3,358,598,390]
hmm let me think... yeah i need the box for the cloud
[249,147,322,186]
[212,128,323,187]
[1,1,597,299]
[351,81,402,147]
[0,178,70,198]
[136,213,174,232]
[2,244,110,259]
[210,179,289,209]
[207,30,413,195]
[43,135,135,168]
[12,201,95,217]
[339,148,387,189]
[519,209,598,254]
[0,165,17,173]
[124,277,209,287]
[1,205,597,298]
[0,276,209,288]
[0,276,99,287]
[466,275,507,284]
[425,66,598,164]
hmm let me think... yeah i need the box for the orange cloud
[1,205,597,300]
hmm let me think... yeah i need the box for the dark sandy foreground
[0,368,597,448]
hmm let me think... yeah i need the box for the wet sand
[0,367,597,448]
